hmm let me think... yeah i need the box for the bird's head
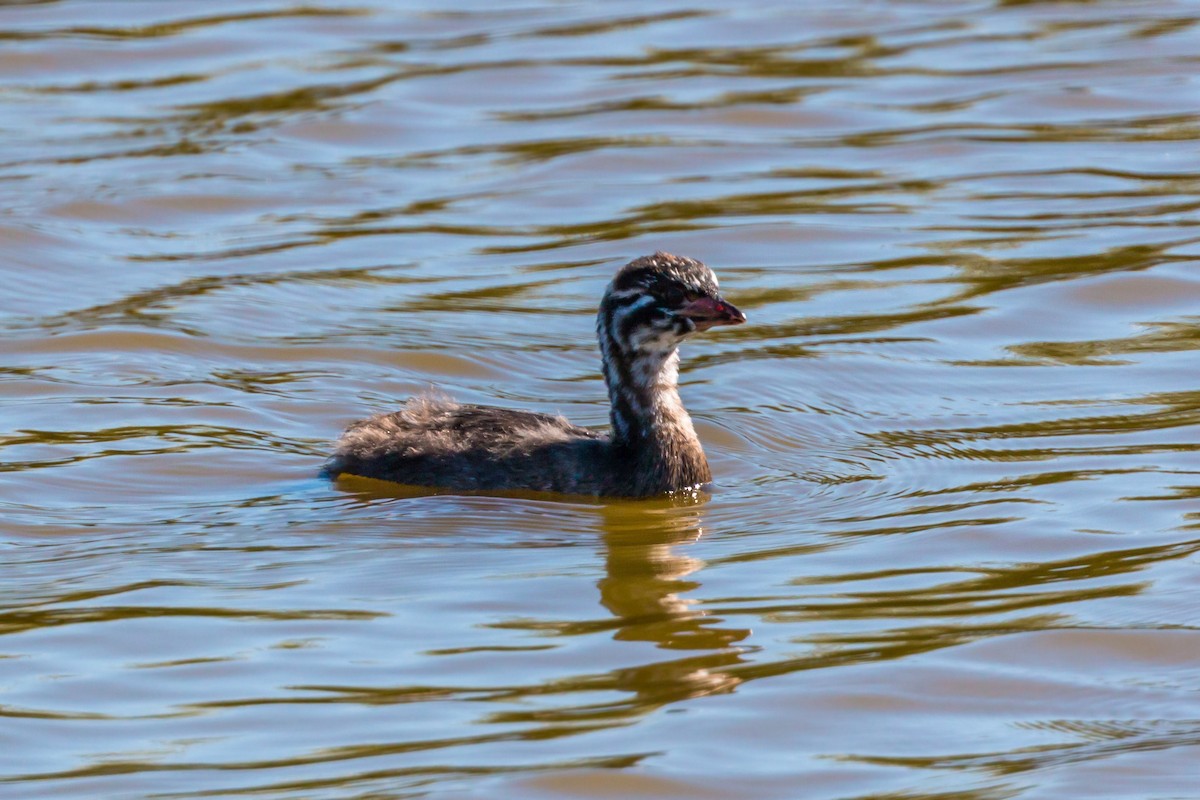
[599,252,746,356]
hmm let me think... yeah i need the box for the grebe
[326,252,745,497]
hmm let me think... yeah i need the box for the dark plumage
[326,252,746,497]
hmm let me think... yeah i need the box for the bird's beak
[681,296,747,331]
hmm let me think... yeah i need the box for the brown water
[2,1,1199,797]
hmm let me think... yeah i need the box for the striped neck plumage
[596,291,697,448]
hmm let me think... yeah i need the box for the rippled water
[3,1,1199,797]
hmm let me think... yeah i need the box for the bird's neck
[602,346,711,490]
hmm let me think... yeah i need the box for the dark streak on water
[1,1,1199,798]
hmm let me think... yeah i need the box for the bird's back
[326,396,611,494]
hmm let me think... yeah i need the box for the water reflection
[598,502,749,704]
[335,489,752,716]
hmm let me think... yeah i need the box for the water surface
[2,1,1199,798]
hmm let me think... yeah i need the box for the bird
[326,252,746,498]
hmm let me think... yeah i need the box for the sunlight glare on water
[1,1,1199,798]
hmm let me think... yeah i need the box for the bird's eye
[662,286,688,308]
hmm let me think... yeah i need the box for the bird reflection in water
[596,496,751,705]
[330,477,751,715]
